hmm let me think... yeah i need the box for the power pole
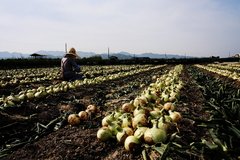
[65,43,67,53]
[108,47,109,59]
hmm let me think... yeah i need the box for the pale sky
[1,0,240,57]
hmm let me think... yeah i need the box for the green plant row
[187,65,240,160]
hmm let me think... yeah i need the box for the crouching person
[61,47,84,81]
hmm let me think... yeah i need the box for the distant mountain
[0,51,30,59]
[0,51,197,59]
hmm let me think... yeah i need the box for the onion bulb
[134,126,148,142]
[132,113,148,129]
[120,114,132,128]
[133,105,148,117]
[97,127,114,142]
[169,110,183,123]
[144,121,167,144]
[158,116,174,133]
[163,102,176,111]
[102,112,116,127]
[86,105,100,113]
[106,120,122,136]
[149,110,162,119]
[133,96,147,108]
[78,111,88,121]
[124,135,142,153]
[122,102,134,113]
[116,127,134,144]
[143,90,158,102]
[68,114,81,126]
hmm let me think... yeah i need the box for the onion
[169,110,183,123]
[155,98,164,106]
[102,112,116,127]
[116,127,134,144]
[18,93,26,101]
[120,114,132,128]
[161,92,169,102]
[163,102,176,111]
[124,135,142,153]
[26,91,34,99]
[97,127,114,141]
[158,116,174,133]
[113,107,124,119]
[149,110,162,119]
[4,101,15,107]
[143,90,158,102]
[106,120,122,136]
[151,90,161,99]
[78,111,88,121]
[87,105,100,113]
[133,105,149,117]
[68,114,81,126]
[132,113,148,129]
[122,102,134,113]
[7,93,20,102]
[133,96,147,108]
[144,122,167,144]
[134,126,148,142]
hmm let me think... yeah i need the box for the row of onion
[97,65,184,153]
[195,64,240,81]
[0,65,167,107]
[0,65,156,87]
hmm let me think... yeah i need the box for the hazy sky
[1,0,240,57]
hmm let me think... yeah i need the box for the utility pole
[108,47,110,59]
[65,43,67,53]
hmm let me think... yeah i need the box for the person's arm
[70,57,81,72]
[75,65,81,72]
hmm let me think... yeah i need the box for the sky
[0,0,240,58]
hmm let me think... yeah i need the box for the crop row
[186,65,240,160]
[195,64,240,81]
[0,65,167,107]
[208,63,240,71]
[0,64,157,87]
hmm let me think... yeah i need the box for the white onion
[78,111,88,121]
[97,127,114,142]
[132,113,148,129]
[169,110,183,123]
[68,114,81,126]
[163,102,176,111]
[124,135,142,153]
[116,127,134,144]
[144,122,167,144]
[122,102,134,113]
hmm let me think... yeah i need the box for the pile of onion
[96,64,184,153]
[68,104,100,126]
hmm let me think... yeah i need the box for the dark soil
[1,65,239,160]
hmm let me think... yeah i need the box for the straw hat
[66,47,80,58]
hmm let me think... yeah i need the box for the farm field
[0,63,240,160]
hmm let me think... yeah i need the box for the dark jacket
[61,55,83,81]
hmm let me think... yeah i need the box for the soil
[1,65,239,160]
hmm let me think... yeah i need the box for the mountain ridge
[0,51,198,59]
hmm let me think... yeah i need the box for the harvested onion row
[0,65,167,106]
[97,65,184,153]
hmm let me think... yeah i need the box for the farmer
[61,47,84,81]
